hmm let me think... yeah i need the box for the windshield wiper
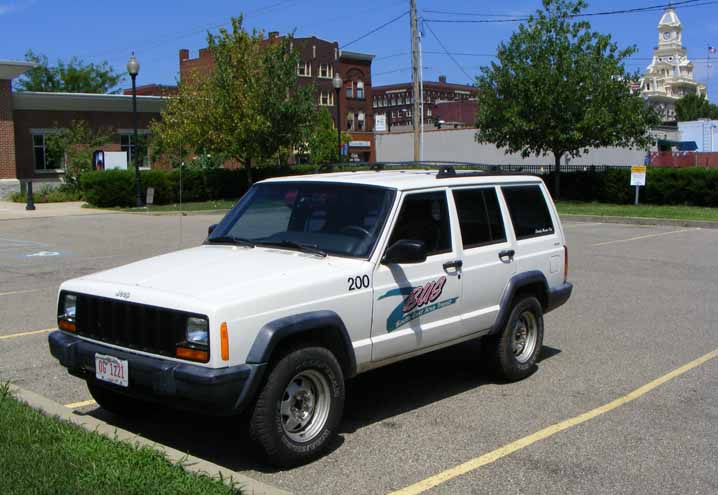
[258,240,327,257]
[206,235,255,248]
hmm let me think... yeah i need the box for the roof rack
[316,161,530,178]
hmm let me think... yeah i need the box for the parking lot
[1,211,717,494]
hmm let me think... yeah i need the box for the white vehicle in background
[49,163,572,467]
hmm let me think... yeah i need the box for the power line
[423,21,473,83]
[424,0,717,23]
[341,10,409,49]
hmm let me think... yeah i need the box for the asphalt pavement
[1,212,716,494]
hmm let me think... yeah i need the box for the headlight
[62,294,77,319]
[186,317,209,346]
[58,293,77,332]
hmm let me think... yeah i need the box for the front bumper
[48,331,265,416]
[546,282,573,313]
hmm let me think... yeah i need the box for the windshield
[207,181,396,258]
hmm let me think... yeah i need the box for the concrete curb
[9,384,291,495]
[560,214,718,230]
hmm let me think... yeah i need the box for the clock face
[663,32,671,40]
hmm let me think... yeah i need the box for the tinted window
[502,186,555,239]
[453,188,506,248]
[388,191,452,256]
[208,182,395,258]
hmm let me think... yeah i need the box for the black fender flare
[246,310,357,378]
[489,270,549,335]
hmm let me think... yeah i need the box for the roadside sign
[630,165,647,186]
[630,165,647,205]
[146,187,155,205]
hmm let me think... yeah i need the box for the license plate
[95,353,129,388]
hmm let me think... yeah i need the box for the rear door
[500,183,564,288]
[451,186,517,333]
[371,189,463,361]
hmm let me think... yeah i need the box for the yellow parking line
[390,348,718,495]
[0,328,54,340]
[65,399,97,409]
[592,228,695,247]
[0,288,44,297]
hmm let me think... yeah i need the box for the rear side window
[388,191,452,256]
[502,185,555,239]
[452,188,506,248]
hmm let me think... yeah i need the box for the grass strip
[556,201,718,222]
[114,199,238,213]
[0,383,241,495]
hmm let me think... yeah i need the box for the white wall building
[375,129,647,167]
[640,7,707,122]
[679,120,718,152]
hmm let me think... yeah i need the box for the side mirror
[208,224,217,235]
[382,240,427,265]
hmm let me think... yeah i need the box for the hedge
[542,167,718,207]
[79,166,318,207]
[79,166,718,208]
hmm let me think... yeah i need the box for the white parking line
[592,228,696,247]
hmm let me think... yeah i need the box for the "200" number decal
[348,275,370,291]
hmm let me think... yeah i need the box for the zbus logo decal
[378,276,458,332]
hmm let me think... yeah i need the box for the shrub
[80,170,135,207]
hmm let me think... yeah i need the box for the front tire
[486,296,544,381]
[249,347,345,468]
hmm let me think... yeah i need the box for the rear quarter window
[501,185,555,240]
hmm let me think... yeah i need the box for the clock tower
[641,7,706,121]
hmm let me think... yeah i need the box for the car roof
[260,169,544,191]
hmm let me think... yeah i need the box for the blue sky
[2,0,717,101]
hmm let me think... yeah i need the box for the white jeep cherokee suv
[49,165,572,467]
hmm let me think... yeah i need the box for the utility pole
[418,19,425,161]
[410,0,420,162]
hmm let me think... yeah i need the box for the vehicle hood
[78,245,364,304]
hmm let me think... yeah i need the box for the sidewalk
[0,201,114,221]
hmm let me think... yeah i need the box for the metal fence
[325,161,630,175]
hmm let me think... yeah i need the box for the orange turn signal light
[176,346,209,363]
[220,322,229,361]
[58,319,76,332]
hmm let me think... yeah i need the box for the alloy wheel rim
[512,310,538,364]
[279,369,331,443]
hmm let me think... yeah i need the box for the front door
[371,190,463,362]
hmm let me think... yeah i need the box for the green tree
[45,120,111,188]
[151,16,316,185]
[15,50,123,94]
[675,93,718,121]
[475,0,659,196]
[301,109,351,164]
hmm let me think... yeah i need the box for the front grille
[70,292,201,358]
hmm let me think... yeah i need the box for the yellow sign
[630,165,647,186]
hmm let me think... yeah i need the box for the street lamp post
[332,73,343,162]
[127,53,143,207]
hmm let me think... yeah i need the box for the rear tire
[87,381,153,417]
[249,346,345,468]
[485,296,544,381]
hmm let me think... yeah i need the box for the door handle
[443,260,463,270]
[498,249,515,261]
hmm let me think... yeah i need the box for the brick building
[179,35,376,161]
[372,76,477,131]
[430,99,477,129]
[0,60,166,196]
